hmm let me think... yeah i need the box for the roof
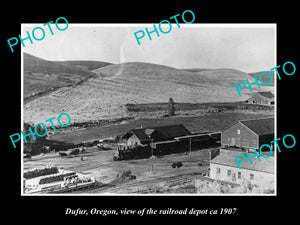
[253,91,274,99]
[210,149,274,174]
[154,124,191,139]
[153,124,191,138]
[175,134,211,141]
[152,140,178,145]
[240,117,274,135]
[222,117,274,136]
[131,129,151,141]
[122,124,191,142]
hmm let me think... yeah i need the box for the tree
[35,124,47,140]
[168,97,175,116]
[23,122,48,156]
[23,122,35,143]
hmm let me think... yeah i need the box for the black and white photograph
[21,23,276,195]
[3,4,298,221]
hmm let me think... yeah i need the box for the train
[113,132,221,161]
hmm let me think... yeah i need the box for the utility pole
[151,139,154,173]
[151,139,153,157]
[189,137,192,161]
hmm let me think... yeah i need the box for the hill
[94,63,260,87]
[93,62,213,86]
[194,68,252,86]
[24,53,93,76]
[248,71,275,86]
[181,68,209,73]
[24,60,274,125]
[23,53,111,100]
[183,68,274,86]
[54,60,113,71]
[93,62,193,76]
[196,68,249,78]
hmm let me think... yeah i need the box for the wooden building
[121,124,191,147]
[210,149,274,187]
[221,117,274,151]
[245,91,274,105]
[116,125,220,160]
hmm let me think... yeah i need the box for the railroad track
[77,171,211,194]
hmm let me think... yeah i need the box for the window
[227,170,231,176]
[217,168,221,174]
[237,129,240,134]
[250,174,254,180]
[238,172,241,179]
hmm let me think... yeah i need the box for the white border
[21,23,277,196]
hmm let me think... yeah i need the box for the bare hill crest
[23,53,112,99]
[93,62,255,86]
[93,62,193,76]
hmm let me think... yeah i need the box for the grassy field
[47,110,274,145]
[125,101,274,112]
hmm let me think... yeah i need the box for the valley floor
[47,110,274,145]
[23,146,213,194]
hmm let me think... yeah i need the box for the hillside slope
[54,60,113,71]
[93,62,208,86]
[94,62,191,76]
[23,53,111,99]
[24,60,274,125]
[195,68,252,86]
[94,62,262,87]
[24,53,93,76]
[248,71,275,86]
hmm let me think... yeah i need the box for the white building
[210,149,274,188]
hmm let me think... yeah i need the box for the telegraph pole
[151,139,153,157]
[189,137,192,160]
[151,139,154,172]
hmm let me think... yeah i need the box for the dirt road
[23,146,215,194]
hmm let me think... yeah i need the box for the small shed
[245,91,274,105]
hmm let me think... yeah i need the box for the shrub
[176,162,183,168]
[171,161,183,169]
[194,179,274,194]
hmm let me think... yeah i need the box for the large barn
[245,91,274,105]
[210,149,274,187]
[221,117,274,151]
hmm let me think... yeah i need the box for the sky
[22,23,276,72]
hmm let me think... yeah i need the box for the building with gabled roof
[209,149,274,187]
[213,117,275,188]
[245,91,275,105]
[121,124,191,147]
[221,117,274,151]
